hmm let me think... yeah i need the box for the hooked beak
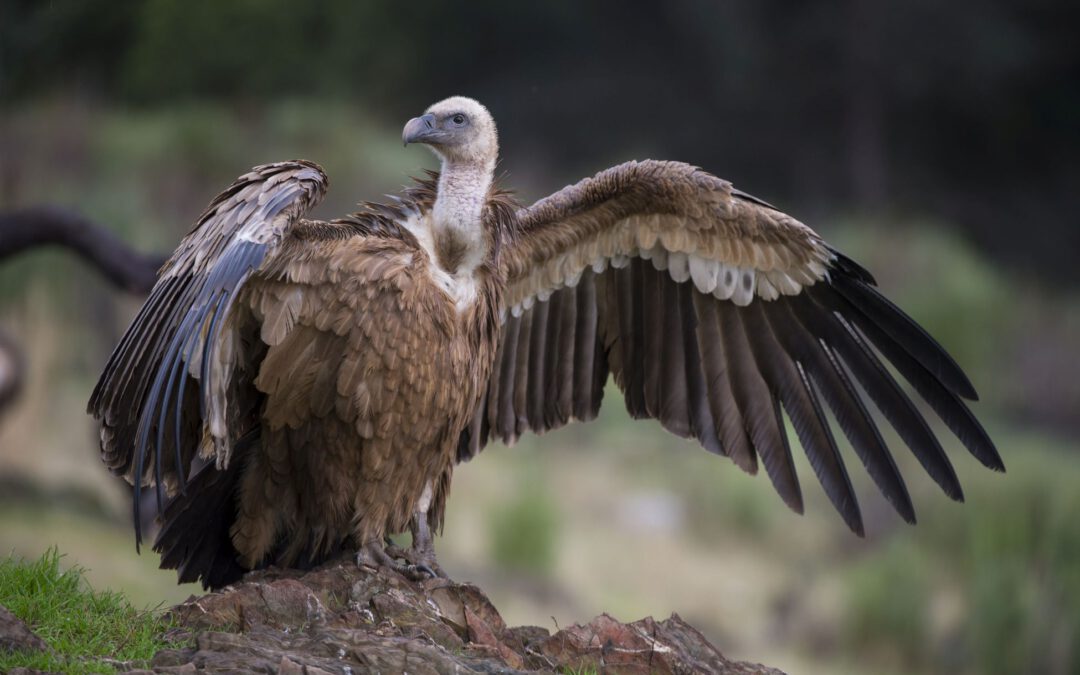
[402,114,438,146]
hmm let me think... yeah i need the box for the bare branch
[0,207,168,418]
[0,206,166,294]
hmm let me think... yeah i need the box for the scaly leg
[408,512,448,578]
[383,479,449,579]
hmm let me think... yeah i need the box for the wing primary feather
[831,273,978,400]
[95,279,183,480]
[171,313,207,496]
[149,312,196,511]
[132,298,208,546]
[156,301,214,499]
[797,359,864,534]
[800,285,964,501]
[89,276,174,414]
[717,302,803,513]
[110,280,191,428]
[742,300,861,533]
[770,394,801,509]
[831,290,1003,472]
[765,298,916,524]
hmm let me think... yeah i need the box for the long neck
[430,158,494,275]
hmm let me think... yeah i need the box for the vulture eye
[450,113,468,127]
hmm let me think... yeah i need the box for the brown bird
[89,96,1002,589]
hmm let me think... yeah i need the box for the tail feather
[154,432,257,590]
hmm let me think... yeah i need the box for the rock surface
[140,560,784,674]
[0,604,50,656]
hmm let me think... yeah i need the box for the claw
[410,563,438,579]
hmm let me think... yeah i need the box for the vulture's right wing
[88,160,327,544]
[461,160,1001,535]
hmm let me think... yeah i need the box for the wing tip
[944,482,966,503]
[969,436,1005,472]
[850,519,867,538]
[781,488,806,515]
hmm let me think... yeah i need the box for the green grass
[0,548,179,673]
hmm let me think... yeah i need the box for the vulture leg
[407,514,449,579]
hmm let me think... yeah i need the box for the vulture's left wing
[460,160,1001,534]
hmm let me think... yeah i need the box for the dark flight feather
[763,298,915,523]
[692,292,756,471]
[801,286,965,501]
[828,251,977,400]
[658,266,691,436]
[678,282,723,455]
[717,301,804,513]
[742,300,862,533]
[825,286,1002,471]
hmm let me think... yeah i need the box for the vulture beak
[402,114,438,146]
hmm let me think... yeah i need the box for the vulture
[89,96,1002,589]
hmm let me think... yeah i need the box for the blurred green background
[1,2,1078,673]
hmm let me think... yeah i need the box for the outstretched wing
[460,159,1002,534]
[88,160,328,545]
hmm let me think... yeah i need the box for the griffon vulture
[89,96,1001,589]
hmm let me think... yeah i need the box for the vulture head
[403,96,498,168]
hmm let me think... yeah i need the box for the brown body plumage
[89,97,1001,589]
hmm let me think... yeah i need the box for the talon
[355,540,442,582]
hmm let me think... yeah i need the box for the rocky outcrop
[145,559,784,674]
[0,604,50,656]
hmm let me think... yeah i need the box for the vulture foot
[381,548,448,580]
[356,540,440,582]
[379,515,450,579]
[408,514,450,579]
